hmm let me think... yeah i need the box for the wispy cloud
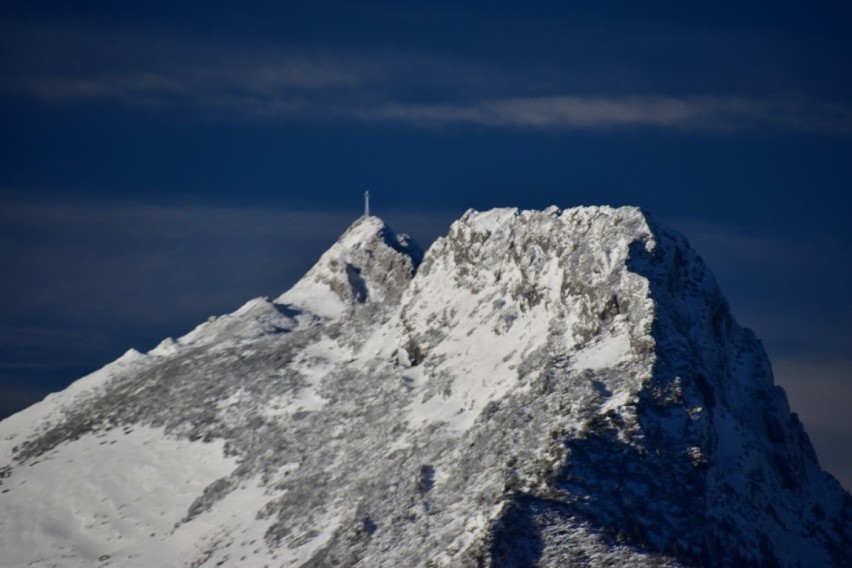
[358,96,852,132]
[12,75,852,133]
[3,21,850,133]
[11,58,372,101]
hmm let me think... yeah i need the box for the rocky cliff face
[1,206,849,567]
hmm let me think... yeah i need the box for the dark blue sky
[1,1,851,488]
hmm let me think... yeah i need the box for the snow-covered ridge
[1,205,849,567]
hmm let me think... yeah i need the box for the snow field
[0,426,237,567]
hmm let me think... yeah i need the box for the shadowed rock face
[1,206,850,568]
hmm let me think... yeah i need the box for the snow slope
[1,207,849,567]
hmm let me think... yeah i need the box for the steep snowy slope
[1,207,849,567]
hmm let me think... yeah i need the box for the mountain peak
[1,205,850,567]
[276,214,423,319]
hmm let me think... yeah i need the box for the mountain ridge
[1,205,849,567]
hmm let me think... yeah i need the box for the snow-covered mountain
[1,206,849,567]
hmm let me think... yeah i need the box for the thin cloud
[12,60,371,101]
[361,96,852,133]
[0,20,391,113]
[3,21,850,133]
[11,70,852,133]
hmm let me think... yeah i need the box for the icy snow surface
[1,206,850,567]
